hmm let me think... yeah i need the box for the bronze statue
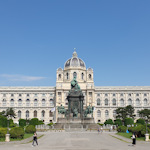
[57,104,66,115]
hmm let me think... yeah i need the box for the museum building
[0,51,150,124]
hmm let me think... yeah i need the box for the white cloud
[0,74,46,82]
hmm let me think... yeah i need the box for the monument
[56,76,97,130]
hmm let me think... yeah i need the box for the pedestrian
[32,132,38,146]
[98,128,100,134]
[131,133,137,146]
[100,126,103,133]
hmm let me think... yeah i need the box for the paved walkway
[0,131,150,150]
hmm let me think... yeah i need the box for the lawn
[116,132,145,141]
[0,133,33,142]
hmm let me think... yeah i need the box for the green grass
[0,133,33,142]
[116,132,145,141]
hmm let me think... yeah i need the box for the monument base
[5,134,10,142]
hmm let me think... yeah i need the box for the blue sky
[0,0,150,86]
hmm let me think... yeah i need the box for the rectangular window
[11,94,14,97]
[58,92,61,96]
[144,93,147,96]
[97,93,100,97]
[89,92,92,96]
[105,93,108,96]
[113,94,115,96]
[136,93,139,96]
[120,93,123,96]
[27,94,29,97]
[19,94,22,97]
[128,93,131,96]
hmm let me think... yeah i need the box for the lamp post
[145,116,149,142]
[4,113,10,142]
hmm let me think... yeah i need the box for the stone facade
[0,51,150,124]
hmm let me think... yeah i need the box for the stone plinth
[145,134,149,141]
[5,134,10,142]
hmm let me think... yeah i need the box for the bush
[136,119,145,125]
[9,119,16,128]
[29,118,39,126]
[19,119,26,127]
[9,127,24,139]
[117,126,127,132]
[47,122,53,126]
[38,120,44,125]
[0,128,7,138]
[114,119,122,126]
[124,118,134,126]
[0,116,7,127]
[25,125,36,134]
[104,119,113,125]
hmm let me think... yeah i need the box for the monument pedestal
[145,134,149,141]
[5,134,10,142]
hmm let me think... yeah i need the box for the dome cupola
[64,51,86,69]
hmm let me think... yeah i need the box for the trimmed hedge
[124,118,134,126]
[9,127,25,139]
[25,125,36,134]
[0,128,7,138]
[114,119,122,126]
[117,126,127,132]
[104,119,114,125]
[19,119,26,127]
[0,116,7,127]
[136,119,145,125]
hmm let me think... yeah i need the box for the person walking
[32,132,38,146]
[131,133,136,146]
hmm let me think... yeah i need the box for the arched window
[105,110,109,117]
[113,110,116,117]
[10,99,14,107]
[33,110,37,118]
[42,99,46,106]
[26,99,30,107]
[50,99,54,106]
[97,110,101,117]
[18,99,22,107]
[81,73,84,80]
[105,98,108,106]
[136,98,140,106]
[66,72,69,80]
[41,110,45,118]
[73,72,77,78]
[128,99,132,105]
[97,98,100,105]
[34,99,38,107]
[120,99,124,106]
[49,111,53,117]
[112,98,116,105]
[26,110,29,118]
[58,74,61,79]
[18,110,21,118]
[88,74,92,79]
[144,98,147,106]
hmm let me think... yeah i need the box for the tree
[126,105,136,119]
[124,118,134,126]
[4,108,16,119]
[115,105,135,124]
[139,109,150,120]
[104,119,113,125]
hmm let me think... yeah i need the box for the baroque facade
[0,51,150,124]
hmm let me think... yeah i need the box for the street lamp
[145,116,149,142]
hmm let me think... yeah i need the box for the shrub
[104,119,113,125]
[29,118,39,126]
[9,119,16,128]
[117,126,127,132]
[38,120,44,125]
[19,119,26,127]
[0,116,7,127]
[47,122,53,126]
[136,119,145,125]
[9,127,24,139]
[114,119,122,126]
[0,128,7,138]
[25,125,36,134]
[124,118,134,126]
